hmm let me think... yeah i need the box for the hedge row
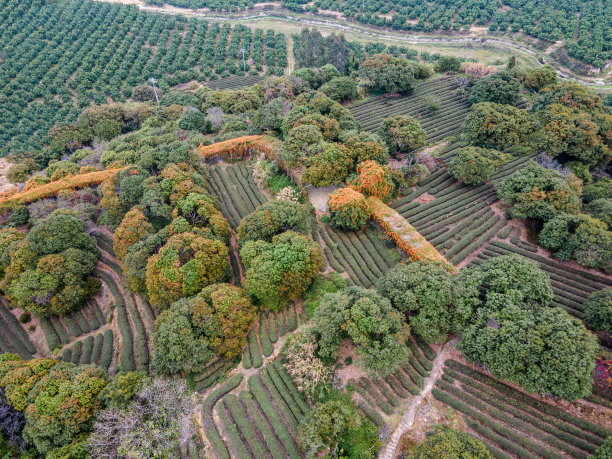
[465,417,537,459]
[239,391,287,459]
[124,291,149,369]
[71,340,82,365]
[264,365,306,422]
[92,332,104,366]
[218,399,250,458]
[445,360,610,441]
[215,165,249,219]
[62,315,82,337]
[247,374,302,458]
[229,248,242,287]
[449,218,507,265]
[406,355,427,384]
[433,385,558,459]
[224,394,268,458]
[272,360,310,415]
[497,225,513,239]
[455,374,597,454]
[243,343,252,370]
[437,379,584,458]
[287,304,298,332]
[359,377,394,415]
[404,185,493,222]
[339,230,384,278]
[349,378,379,411]
[0,307,35,358]
[39,318,60,352]
[407,339,432,371]
[267,312,278,343]
[372,377,400,406]
[356,400,386,427]
[97,269,135,371]
[208,170,241,228]
[194,356,240,391]
[203,374,244,459]
[259,316,273,358]
[226,166,257,214]
[101,329,113,370]
[61,347,71,362]
[385,373,413,398]
[419,196,497,237]
[429,207,489,248]
[259,371,299,431]
[81,335,94,364]
[325,228,375,287]
[394,368,420,395]
[248,332,263,368]
[413,335,436,361]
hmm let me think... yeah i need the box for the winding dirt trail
[380,337,459,459]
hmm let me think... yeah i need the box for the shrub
[378,115,426,154]
[469,71,520,105]
[408,425,491,458]
[328,187,370,231]
[449,147,509,185]
[584,288,612,334]
[238,200,308,243]
[18,312,31,324]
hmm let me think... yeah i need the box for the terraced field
[204,359,308,459]
[0,298,37,359]
[208,163,268,228]
[434,360,612,459]
[350,76,470,143]
[319,225,401,287]
[206,74,265,90]
[349,336,436,420]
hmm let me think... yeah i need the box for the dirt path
[380,337,459,459]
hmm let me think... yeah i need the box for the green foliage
[456,254,598,401]
[435,56,461,73]
[145,231,229,309]
[297,396,380,459]
[241,231,323,310]
[594,436,612,458]
[319,77,359,102]
[449,146,509,185]
[359,54,417,94]
[463,102,540,151]
[98,372,149,409]
[304,273,347,318]
[8,206,30,228]
[469,71,520,105]
[378,115,426,153]
[584,288,612,334]
[587,199,612,229]
[408,425,491,458]
[313,286,410,376]
[178,109,211,133]
[497,161,582,223]
[0,211,100,317]
[152,283,255,374]
[584,177,612,203]
[524,66,558,91]
[538,213,612,270]
[377,262,455,343]
[238,200,308,243]
[302,142,353,187]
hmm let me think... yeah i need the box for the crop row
[243,305,299,369]
[350,336,435,415]
[60,329,113,369]
[433,360,610,457]
[206,74,265,90]
[192,355,240,392]
[321,225,399,288]
[0,300,37,359]
[202,374,244,459]
[226,367,303,458]
[208,164,267,228]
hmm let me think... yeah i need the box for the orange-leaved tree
[328,187,370,230]
[348,160,396,202]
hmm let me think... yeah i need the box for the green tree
[449,147,509,185]
[238,200,308,243]
[313,286,410,375]
[538,213,612,270]
[497,162,582,223]
[302,142,354,187]
[377,262,456,343]
[145,231,229,309]
[594,435,612,458]
[469,71,521,105]
[463,102,540,151]
[241,231,322,310]
[297,396,380,459]
[584,288,612,335]
[408,426,491,458]
[455,255,597,401]
[524,66,558,91]
[359,54,416,94]
[435,56,461,73]
[319,77,359,102]
[588,199,612,229]
[97,372,149,409]
[178,109,210,133]
[378,115,426,153]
